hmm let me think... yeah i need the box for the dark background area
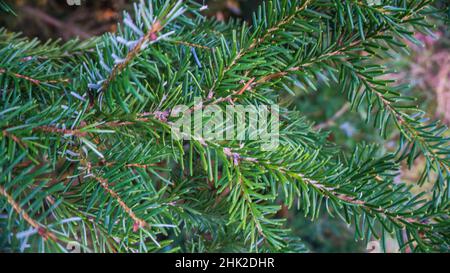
[0,0,261,41]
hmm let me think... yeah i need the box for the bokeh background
[0,0,449,252]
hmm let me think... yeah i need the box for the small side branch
[0,185,58,242]
[92,175,147,231]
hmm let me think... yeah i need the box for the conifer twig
[0,185,58,242]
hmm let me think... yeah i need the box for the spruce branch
[1,0,449,253]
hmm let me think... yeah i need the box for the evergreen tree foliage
[0,1,14,15]
[0,0,449,253]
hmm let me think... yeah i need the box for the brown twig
[34,126,88,137]
[100,20,163,93]
[2,130,28,148]
[171,40,211,50]
[0,185,58,242]
[91,174,147,231]
[0,68,70,86]
[0,68,41,85]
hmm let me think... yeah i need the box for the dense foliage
[0,0,449,253]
